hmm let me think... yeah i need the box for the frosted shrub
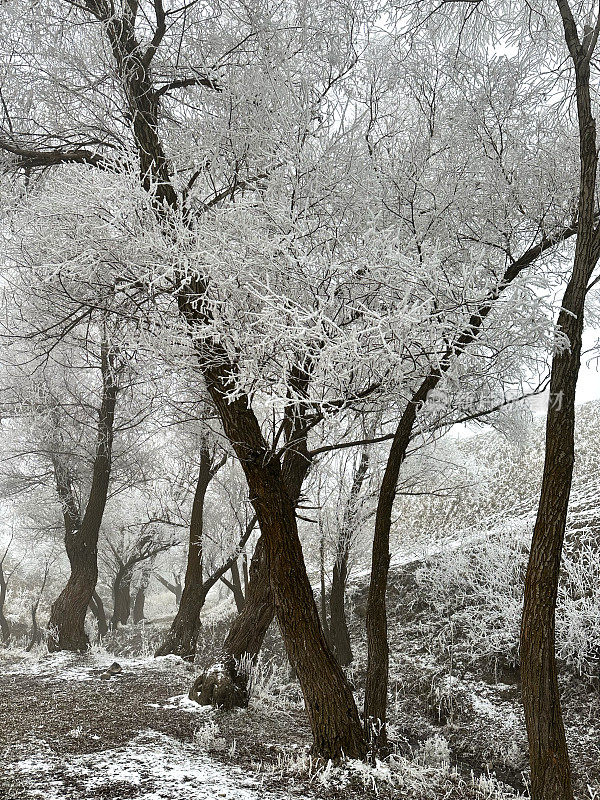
[418,734,451,768]
[194,720,226,752]
[415,517,600,679]
[558,527,600,676]
[415,521,528,667]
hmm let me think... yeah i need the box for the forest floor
[1,564,599,800]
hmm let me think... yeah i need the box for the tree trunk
[48,343,118,652]
[26,600,41,652]
[155,573,183,605]
[0,562,10,645]
[329,449,370,667]
[89,590,109,637]
[221,534,274,660]
[319,533,331,644]
[132,584,145,623]
[133,567,151,624]
[112,567,132,627]
[225,559,246,612]
[185,354,366,759]
[329,552,352,666]
[521,12,599,799]
[155,445,213,659]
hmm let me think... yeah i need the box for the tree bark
[329,449,369,667]
[319,532,331,644]
[48,343,119,652]
[220,534,274,660]
[89,590,109,637]
[111,565,132,627]
[222,559,245,612]
[520,8,599,799]
[133,566,151,623]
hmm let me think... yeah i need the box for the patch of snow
[9,730,301,800]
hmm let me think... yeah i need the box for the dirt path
[0,651,305,800]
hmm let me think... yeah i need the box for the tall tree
[521,3,600,798]
[48,343,120,651]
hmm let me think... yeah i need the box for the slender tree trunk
[48,344,119,652]
[319,533,331,644]
[26,600,41,652]
[242,552,249,594]
[329,450,369,667]
[89,590,109,637]
[132,584,145,623]
[329,552,352,666]
[0,563,10,645]
[155,445,213,659]
[225,559,246,612]
[521,10,599,799]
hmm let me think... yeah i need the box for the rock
[107,662,122,675]
[189,663,249,710]
[100,672,112,680]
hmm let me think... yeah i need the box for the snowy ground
[0,651,308,800]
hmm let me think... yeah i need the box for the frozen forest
[0,0,600,798]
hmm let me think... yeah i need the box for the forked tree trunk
[186,353,366,759]
[521,10,599,799]
[155,573,183,606]
[48,344,118,652]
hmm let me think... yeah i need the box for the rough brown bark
[48,344,118,652]
[220,534,274,661]
[520,8,599,799]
